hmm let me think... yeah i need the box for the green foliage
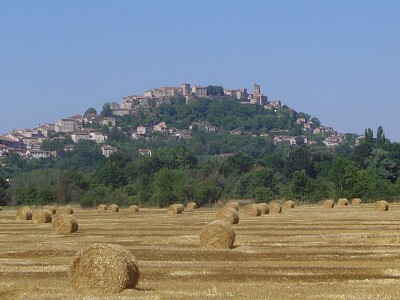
[84,107,97,116]
[58,140,103,169]
[80,185,110,208]
[330,156,359,198]
[207,85,224,96]
[108,127,128,143]
[41,139,64,152]
[3,97,400,207]
[100,102,113,117]
[220,152,254,176]
[150,169,184,207]
[94,152,131,189]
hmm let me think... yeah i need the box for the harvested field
[1,203,400,299]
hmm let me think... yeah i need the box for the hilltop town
[0,83,358,160]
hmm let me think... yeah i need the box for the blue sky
[1,1,399,141]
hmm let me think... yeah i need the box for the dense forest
[1,96,400,208]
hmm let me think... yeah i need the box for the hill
[0,83,399,208]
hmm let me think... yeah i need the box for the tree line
[1,124,400,208]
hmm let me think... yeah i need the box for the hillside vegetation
[1,96,400,207]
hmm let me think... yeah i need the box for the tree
[352,143,372,168]
[330,156,359,198]
[41,139,64,152]
[220,152,255,177]
[284,146,316,178]
[310,117,321,127]
[365,148,397,182]
[376,126,385,146]
[108,127,128,142]
[289,170,312,200]
[206,85,224,96]
[100,102,113,117]
[364,128,374,144]
[297,112,311,121]
[150,169,184,207]
[94,152,131,189]
[84,107,97,116]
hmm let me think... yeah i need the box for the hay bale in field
[186,202,197,210]
[257,203,269,214]
[283,200,295,209]
[43,205,56,214]
[168,204,184,214]
[351,198,362,205]
[97,204,107,211]
[57,206,74,214]
[337,198,349,207]
[53,214,78,234]
[69,243,140,295]
[128,205,139,212]
[16,206,32,220]
[224,201,239,211]
[244,204,261,216]
[323,199,335,208]
[216,207,239,224]
[374,200,389,211]
[199,220,235,249]
[269,201,282,213]
[108,204,119,212]
[32,210,52,224]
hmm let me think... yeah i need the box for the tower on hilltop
[181,83,190,96]
[253,82,261,94]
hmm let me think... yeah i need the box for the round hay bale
[216,207,239,224]
[53,214,78,234]
[168,204,183,214]
[108,204,119,212]
[323,199,335,208]
[244,204,261,216]
[32,210,52,224]
[337,198,349,207]
[374,200,389,211]
[257,203,269,214]
[69,243,140,295]
[283,200,295,208]
[351,198,362,205]
[128,205,139,212]
[186,202,197,210]
[42,205,56,214]
[16,206,32,220]
[57,206,74,214]
[224,201,239,211]
[199,220,235,249]
[269,201,282,213]
[97,204,107,211]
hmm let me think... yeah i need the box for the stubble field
[1,203,400,299]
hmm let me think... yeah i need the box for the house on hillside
[100,117,116,127]
[55,118,79,133]
[71,132,91,143]
[0,144,9,157]
[189,122,219,133]
[101,145,117,157]
[112,109,131,117]
[26,149,56,159]
[153,122,167,133]
[138,148,152,156]
[90,132,107,144]
[191,85,207,97]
